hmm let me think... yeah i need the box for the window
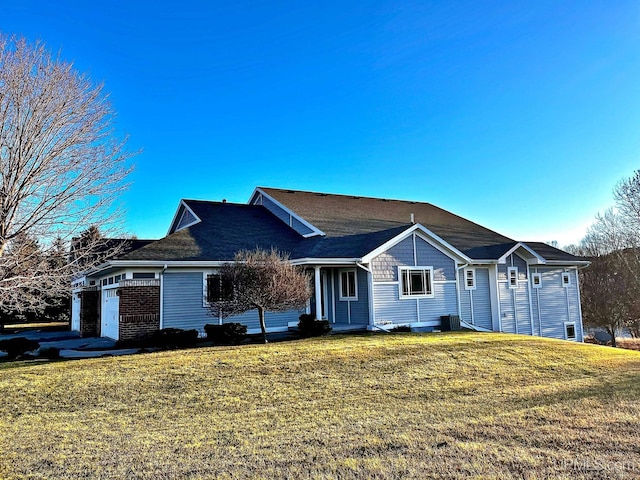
[562,272,571,287]
[464,268,476,290]
[399,267,434,298]
[565,322,576,340]
[532,273,542,289]
[508,267,518,289]
[339,270,358,301]
[133,272,155,279]
[206,274,234,302]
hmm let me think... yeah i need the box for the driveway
[0,329,142,359]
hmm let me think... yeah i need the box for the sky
[3,1,640,247]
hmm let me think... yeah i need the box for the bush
[204,323,247,345]
[151,328,199,349]
[39,347,61,360]
[298,314,332,337]
[0,337,40,359]
[391,325,412,332]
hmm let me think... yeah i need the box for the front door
[71,292,81,331]
[101,288,120,340]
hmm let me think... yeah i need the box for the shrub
[0,337,40,359]
[391,325,412,332]
[204,323,247,345]
[298,314,332,337]
[39,347,61,360]
[151,328,199,349]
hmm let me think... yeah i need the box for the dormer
[167,200,202,235]
[248,187,324,238]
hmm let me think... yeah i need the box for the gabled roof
[111,190,586,267]
[258,187,516,259]
[122,201,304,262]
[522,242,586,263]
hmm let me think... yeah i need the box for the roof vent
[410,213,415,224]
[222,199,227,203]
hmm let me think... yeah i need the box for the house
[71,187,589,342]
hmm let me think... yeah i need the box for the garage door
[101,288,119,340]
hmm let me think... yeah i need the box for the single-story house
[71,187,589,342]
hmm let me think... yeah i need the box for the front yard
[1,332,639,479]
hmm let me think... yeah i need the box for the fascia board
[544,260,591,267]
[361,224,471,264]
[499,242,546,265]
[289,257,360,266]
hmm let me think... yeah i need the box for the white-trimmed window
[564,322,576,340]
[532,272,542,289]
[339,270,358,301]
[562,272,571,287]
[206,273,234,303]
[133,272,155,279]
[399,266,434,298]
[464,268,476,290]
[508,267,518,289]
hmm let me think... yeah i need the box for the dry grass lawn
[1,332,639,479]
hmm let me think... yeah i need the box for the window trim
[508,267,518,289]
[399,266,435,299]
[339,269,358,301]
[564,322,577,340]
[464,268,476,290]
[532,272,542,289]
[132,272,156,280]
[562,272,571,287]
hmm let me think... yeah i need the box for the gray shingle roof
[259,187,517,258]
[118,190,585,264]
[522,242,585,262]
[122,201,304,262]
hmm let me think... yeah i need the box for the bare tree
[576,240,637,347]
[580,171,640,344]
[0,35,133,327]
[207,249,311,343]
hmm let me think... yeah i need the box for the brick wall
[118,284,160,341]
[80,289,100,338]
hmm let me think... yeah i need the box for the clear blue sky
[3,1,640,247]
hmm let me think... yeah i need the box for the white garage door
[101,288,120,340]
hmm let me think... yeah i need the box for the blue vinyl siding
[332,268,368,324]
[259,195,314,236]
[415,237,455,280]
[458,268,492,330]
[371,235,455,282]
[459,288,472,325]
[418,283,458,324]
[531,267,583,341]
[371,237,414,282]
[498,254,528,280]
[373,282,457,326]
[162,272,300,334]
[374,284,417,324]
[498,279,531,334]
[371,233,458,326]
